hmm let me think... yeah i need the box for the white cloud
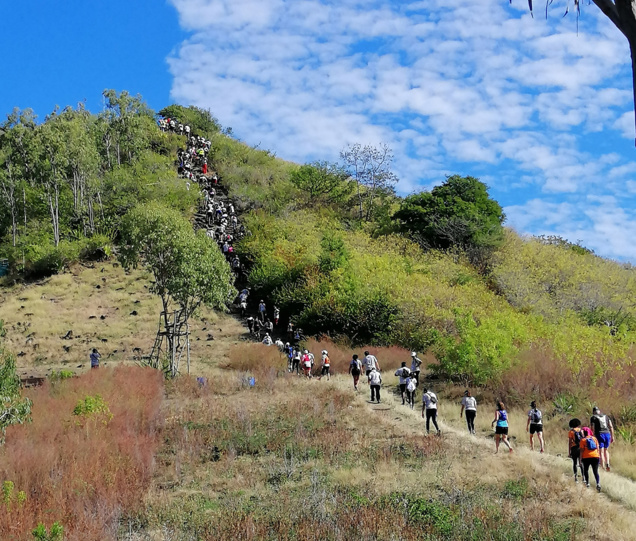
[167,0,636,260]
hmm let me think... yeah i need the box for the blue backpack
[586,437,598,451]
[499,410,508,422]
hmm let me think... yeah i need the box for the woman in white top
[460,390,477,434]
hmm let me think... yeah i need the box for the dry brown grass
[0,366,163,541]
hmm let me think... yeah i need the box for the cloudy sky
[2,0,636,260]
[166,0,636,260]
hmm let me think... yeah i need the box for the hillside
[2,97,636,539]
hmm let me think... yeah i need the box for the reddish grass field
[0,366,163,541]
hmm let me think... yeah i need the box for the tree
[119,202,236,376]
[340,143,398,220]
[289,161,352,204]
[518,0,636,144]
[393,175,505,253]
[0,321,32,444]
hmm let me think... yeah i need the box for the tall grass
[0,366,163,540]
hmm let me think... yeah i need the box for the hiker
[258,300,266,322]
[410,352,422,383]
[265,318,274,334]
[421,387,440,435]
[239,297,247,317]
[580,426,601,491]
[302,350,313,377]
[526,401,545,453]
[349,354,362,391]
[292,349,301,375]
[273,306,280,326]
[460,390,477,434]
[405,373,417,409]
[90,348,100,369]
[590,407,614,471]
[318,350,330,381]
[275,338,284,350]
[368,367,382,403]
[568,418,585,483]
[491,401,513,454]
[394,362,411,406]
[287,319,294,340]
[363,350,379,376]
[262,333,273,346]
[246,316,255,335]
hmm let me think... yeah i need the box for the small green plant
[49,370,74,383]
[552,393,578,415]
[617,426,636,446]
[2,480,27,511]
[502,478,530,500]
[32,522,64,541]
[72,395,113,436]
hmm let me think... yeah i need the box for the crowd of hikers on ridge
[158,114,614,496]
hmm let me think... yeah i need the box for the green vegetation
[0,321,32,443]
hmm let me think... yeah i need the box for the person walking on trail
[274,306,280,326]
[421,387,440,435]
[590,407,614,471]
[395,362,411,406]
[246,316,255,335]
[258,300,266,322]
[292,349,301,375]
[363,351,379,377]
[262,333,273,346]
[405,373,417,409]
[349,354,362,391]
[526,401,545,453]
[568,418,585,483]
[492,401,513,454]
[580,426,602,492]
[368,367,382,403]
[302,350,313,378]
[460,390,477,434]
[90,348,100,369]
[318,350,331,380]
[410,352,422,384]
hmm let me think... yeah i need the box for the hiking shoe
[586,483,590,488]
[606,465,611,472]
[596,484,601,493]
[540,449,544,454]
[509,448,513,454]
[574,475,578,483]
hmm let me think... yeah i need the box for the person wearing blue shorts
[590,407,614,472]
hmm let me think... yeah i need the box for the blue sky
[2,1,636,261]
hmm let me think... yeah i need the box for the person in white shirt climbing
[421,387,440,435]
[368,367,382,403]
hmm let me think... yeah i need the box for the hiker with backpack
[301,349,313,378]
[492,401,513,454]
[526,401,545,453]
[421,387,440,435]
[291,348,301,375]
[580,426,602,492]
[568,418,585,483]
[368,367,382,403]
[394,362,411,406]
[349,354,362,391]
[590,407,614,472]
[460,390,477,434]
[363,351,380,377]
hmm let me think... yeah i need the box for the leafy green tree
[0,321,32,444]
[119,202,235,375]
[394,175,505,253]
[290,161,352,205]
